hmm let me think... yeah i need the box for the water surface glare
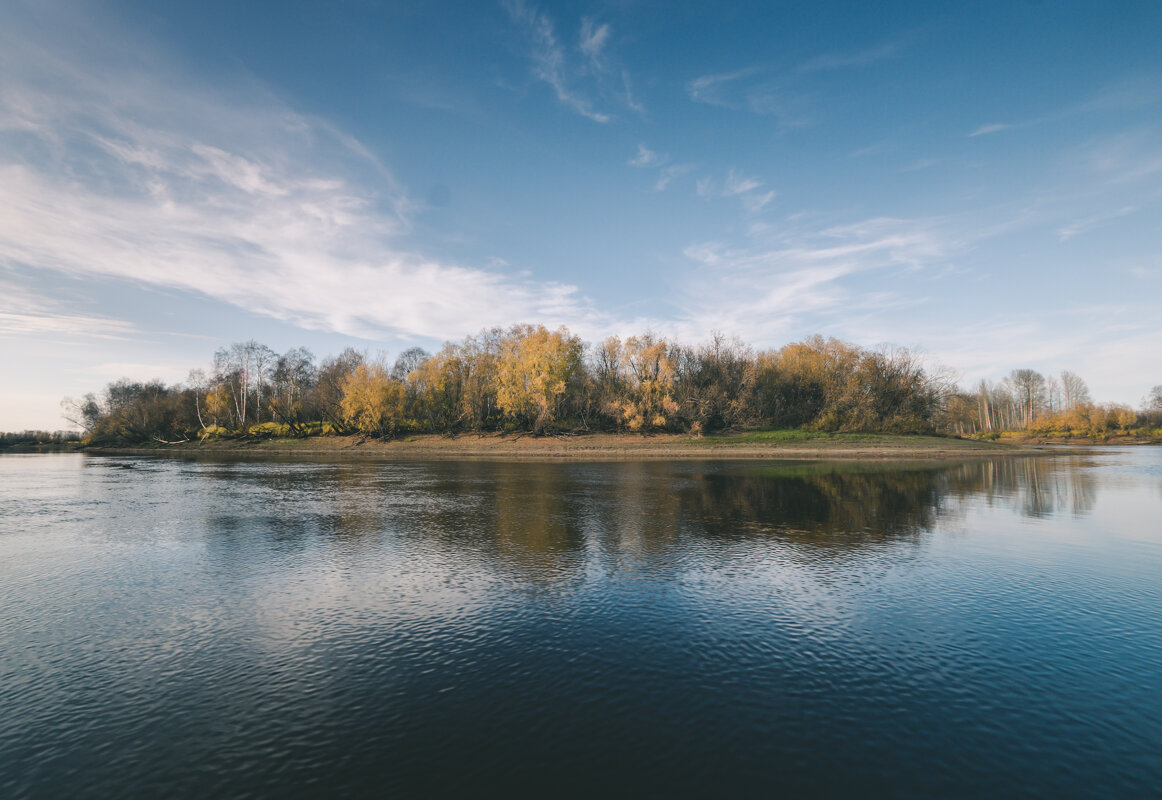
[2,449,1161,797]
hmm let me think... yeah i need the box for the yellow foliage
[340,364,405,437]
[205,385,233,426]
[610,332,677,431]
[495,325,583,430]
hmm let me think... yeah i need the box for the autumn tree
[340,364,405,437]
[457,331,502,430]
[408,346,466,432]
[601,333,679,432]
[495,324,583,432]
[313,347,365,433]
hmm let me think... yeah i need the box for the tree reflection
[678,463,941,550]
[676,455,1098,551]
[180,453,1100,572]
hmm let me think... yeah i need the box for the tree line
[57,325,1162,445]
[62,326,951,444]
[0,430,82,450]
[942,370,1162,439]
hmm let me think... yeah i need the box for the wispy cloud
[686,66,814,128]
[968,122,1014,137]
[505,2,642,122]
[504,0,610,122]
[797,41,900,73]
[968,72,1162,139]
[1057,205,1137,241]
[627,143,693,191]
[686,67,763,107]
[628,143,664,168]
[0,308,135,338]
[655,163,694,191]
[0,275,135,339]
[698,169,776,213]
[579,18,610,66]
[0,7,603,342]
[723,170,763,196]
[1082,129,1162,184]
[672,216,949,343]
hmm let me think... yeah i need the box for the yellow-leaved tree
[606,333,678,431]
[340,364,405,437]
[495,325,583,432]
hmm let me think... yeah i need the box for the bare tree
[213,341,276,428]
[391,347,430,381]
[1060,371,1091,410]
[1144,385,1162,411]
[1006,369,1046,428]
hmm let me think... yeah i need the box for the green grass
[716,429,906,444]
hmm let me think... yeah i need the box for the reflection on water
[1,449,1159,798]
[189,455,1104,559]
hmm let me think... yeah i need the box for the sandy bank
[86,432,1049,461]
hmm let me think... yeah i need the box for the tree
[391,347,431,381]
[605,332,679,431]
[269,348,317,434]
[674,333,757,432]
[340,364,405,437]
[61,394,102,435]
[1061,371,1091,410]
[212,340,275,429]
[313,347,365,433]
[1006,369,1046,429]
[495,325,583,432]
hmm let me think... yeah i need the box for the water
[2,449,1160,798]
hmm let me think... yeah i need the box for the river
[2,449,1160,797]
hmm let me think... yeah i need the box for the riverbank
[84,431,1048,461]
[990,433,1162,446]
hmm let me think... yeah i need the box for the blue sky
[1,0,1160,429]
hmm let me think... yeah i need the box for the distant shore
[75,431,1058,461]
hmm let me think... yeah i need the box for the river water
[2,449,1160,797]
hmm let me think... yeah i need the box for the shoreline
[76,431,1060,461]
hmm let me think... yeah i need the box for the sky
[1,0,1160,430]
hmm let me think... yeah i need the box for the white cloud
[1057,205,1137,241]
[655,163,694,191]
[579,18,610,65]
[968,123,1013,137]
[687,66,815,128]
[686,68,762,106]
[505,1,639,123]
[627,144,694,191]
[1082,129,1162,184]
[0,9,605,343]
[504,1,610,122]
[698,169,776,213]
[628,143,664,167]
[671,217,950,343]
[741,190,776,214]
[723,170,762,196]
[797,42,900,73]
[0,276,134,338]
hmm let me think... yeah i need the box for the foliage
[76,324,1150,445]
[340,364,406,438]
[495,325,584,432]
